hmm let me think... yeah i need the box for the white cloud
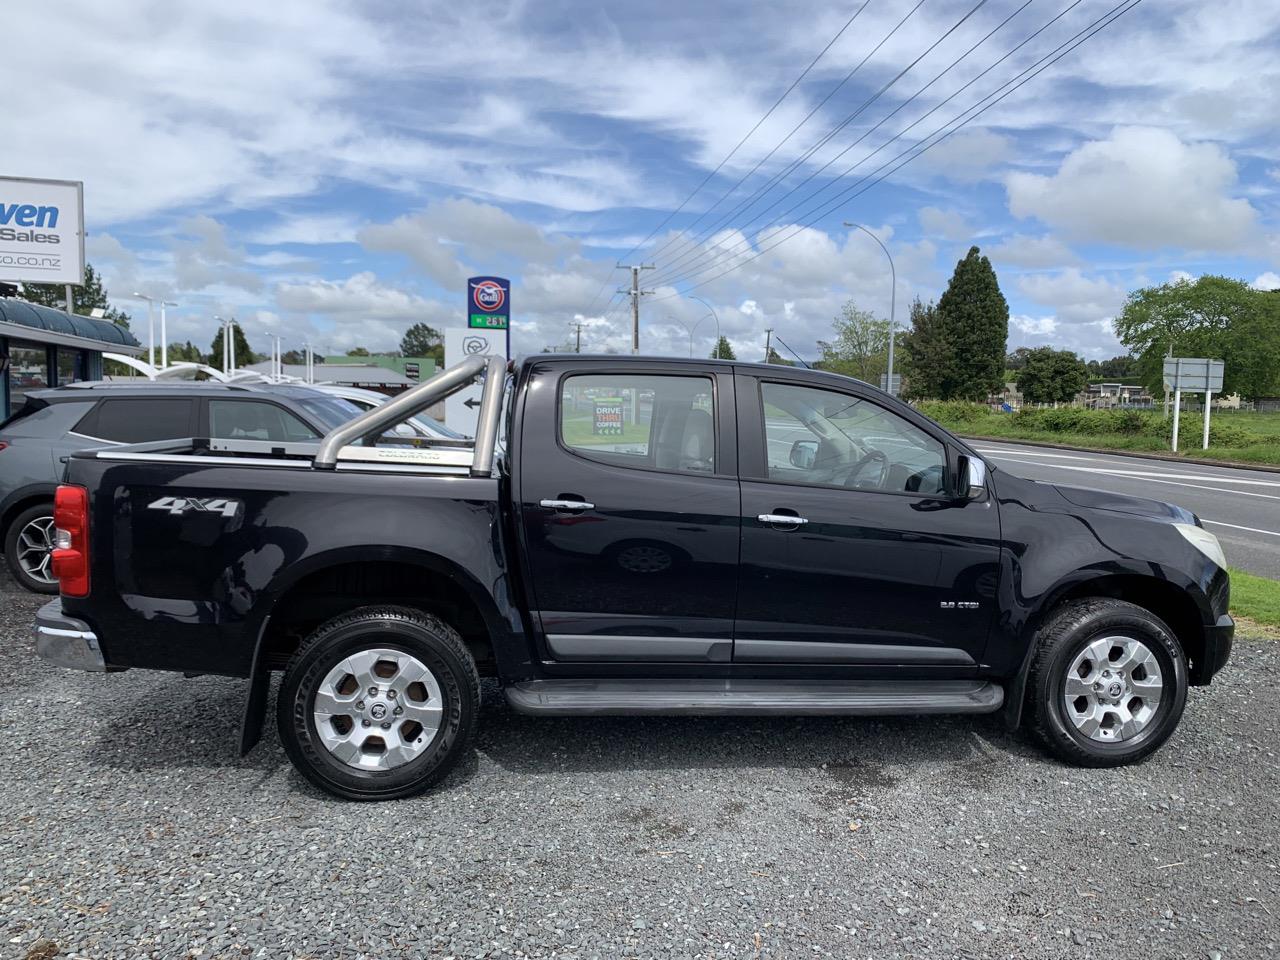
[1006,127,1259,251]
[917,207,970,242]
[275,272,450,324]
[1017,269,1127,327]
[1252,271,1280,291]
[249,214,364,246]
[910,129,1013,183]
[985,234,1080,270]
[1011,315,1057,336]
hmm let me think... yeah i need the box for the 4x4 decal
[147,496,242,519]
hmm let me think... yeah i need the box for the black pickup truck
[35,354,1233,800]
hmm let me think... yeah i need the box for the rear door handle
[541,499,595,511]
[758,513,809,526]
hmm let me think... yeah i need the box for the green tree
[17,263,132,328]
[901,297,949,399]
[346,346,371,357]
[1005,347,1033,371]
[167,341,206,364]
[709,335,736,360]
[1015,347,1088,404]
[281,349,305,365]
[400,323,444,362]
[929,246,1008,400]
[765,346,794,366]
[209,324,257,369]
[817,301,891,383]
[1114,276,1280,400]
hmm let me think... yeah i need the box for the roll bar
[312,354,506,475]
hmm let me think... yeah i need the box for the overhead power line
[648,0,1035,288]
[649,0,1144,300]
[580,1,873,318]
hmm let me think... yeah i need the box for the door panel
[515,363,740,661]
[734,373,1000,666]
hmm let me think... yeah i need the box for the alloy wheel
[1063,635,1164,743]
[16,515,57,586]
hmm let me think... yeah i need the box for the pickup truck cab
[35,355,1233,800]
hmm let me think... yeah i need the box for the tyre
[4,504,59,594]
[277,606,480,800]
[1028,598,1188,767]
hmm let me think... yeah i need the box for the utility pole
[616,263,654,355]
[159,299,177,369]
[763,328,774,363]
[571,321,585,353]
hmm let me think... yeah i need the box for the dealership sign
[468,276,510,330]
[0,176,85,285]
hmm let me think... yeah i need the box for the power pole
[571,321,585,353]
[617,263,655,355]
[763,327,774,363]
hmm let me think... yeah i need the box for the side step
[504,679,1004,717]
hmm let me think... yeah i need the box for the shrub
[914,400,990,425]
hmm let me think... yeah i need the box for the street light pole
[159,300,177,369]
[843,222,897,395]
[686,294,722,357]
[132,292,158,368]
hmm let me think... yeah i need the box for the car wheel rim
[1063,635,1164,743]
[16,516,57,585]
[312,647,444,771]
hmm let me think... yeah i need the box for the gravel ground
[2,576,1278,960]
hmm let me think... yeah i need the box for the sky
[7,0,1280,363]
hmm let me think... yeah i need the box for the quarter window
[209,400,319,442]
[84,398,195,443]
[761,382,946,495]
[560,374,715,473]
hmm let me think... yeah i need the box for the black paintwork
[57,356,1233,717]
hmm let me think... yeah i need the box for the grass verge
[1229,567,1280,632]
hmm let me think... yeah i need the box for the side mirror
[789,439,818,470]
[957,454,987,500]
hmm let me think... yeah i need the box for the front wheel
[1028,598,1188,767]
[4,504,60,594]
[277,606,480,800]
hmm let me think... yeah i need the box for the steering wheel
[842,449,889,489]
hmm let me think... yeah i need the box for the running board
[504,679,1004,717]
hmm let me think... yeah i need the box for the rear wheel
[4,504,59,594]
[277,606,480,800]
[1028,598,1188,767]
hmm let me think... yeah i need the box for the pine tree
[901,297,949,399]
[16,263,132,328]
[932,246,1009,400]
[709,336,736,360]
[209,325,258,369]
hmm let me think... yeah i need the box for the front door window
[761,382,946,495]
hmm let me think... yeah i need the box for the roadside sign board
[404,361,420,381]
[1163,358,1223,393]
[593,396,624,436]
[468,276,510,330]
[444,326,507,436]
[879,373,902,396]
[0,176,85,285]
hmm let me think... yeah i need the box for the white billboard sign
[444,326,507,435]
[0,176,85,285]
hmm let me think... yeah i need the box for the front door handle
[541,499,595,511]
[758,513,809,526]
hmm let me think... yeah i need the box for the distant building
[1,297,143,419]
[322,355,438,383]
[1082,382,1154,409]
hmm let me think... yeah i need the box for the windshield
[412,413,465,439]
[296,396,364,431]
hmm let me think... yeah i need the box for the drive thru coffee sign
[468,276,510,330]
[0,176,85,285]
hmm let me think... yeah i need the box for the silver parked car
[0,381,360,592]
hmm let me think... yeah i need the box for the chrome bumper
[35,599,106,672]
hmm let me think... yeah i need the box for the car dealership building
[0,297,143,420]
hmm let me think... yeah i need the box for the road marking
[1202,519,1280,538]
[983,454,1280,489]
[977,445,1280,483]
[990,456,1280,504]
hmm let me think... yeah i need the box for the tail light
[0,441,8,452]
[51,485,90,597]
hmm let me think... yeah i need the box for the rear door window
[208,400,319,442]
[78,399,196,443]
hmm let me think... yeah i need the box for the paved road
[974,440,1280,579]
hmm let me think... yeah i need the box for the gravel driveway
[2,576,1277,960]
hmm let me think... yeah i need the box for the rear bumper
[35,599,107,672]
[1192,613,1234,686]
